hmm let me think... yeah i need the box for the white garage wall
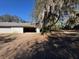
[0,27,23,33]
[11,27,23,33]
[0,28,11,33]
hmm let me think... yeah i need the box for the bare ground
[0,31,79,59]
[0,33,47,59]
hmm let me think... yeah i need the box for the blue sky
[0,0,35,21]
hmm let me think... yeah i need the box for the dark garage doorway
[23,27,36,33]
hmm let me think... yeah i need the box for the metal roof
[0,22,36,28]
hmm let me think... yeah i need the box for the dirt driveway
[0,33,47,59]
[0,31,79,59]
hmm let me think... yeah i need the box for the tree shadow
[0,34,16,43]
[15,32,79,59]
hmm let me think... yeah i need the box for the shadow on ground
[0,34,16,43]
[15,32,79,59]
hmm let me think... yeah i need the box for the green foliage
[0,14,26,23]
[65,16,77,29]
[34,0,79,34]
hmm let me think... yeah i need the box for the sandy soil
[0,31,79,59]
[0,33,47,59]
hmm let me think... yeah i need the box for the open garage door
[23,27,36,33]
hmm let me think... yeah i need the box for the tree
[0,14,26,23]
[65,16,77,29]
[34,0,79,34]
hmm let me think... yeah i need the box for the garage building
[0,22,36,33]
